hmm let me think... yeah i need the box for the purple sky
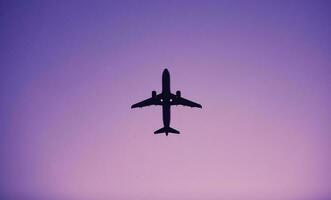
[1,1,330,200]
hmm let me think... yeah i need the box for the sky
[0,1,330,200]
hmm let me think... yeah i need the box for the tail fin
[154,127,180,135]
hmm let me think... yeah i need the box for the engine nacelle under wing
[176,90,181,98]
[152,91,157,98]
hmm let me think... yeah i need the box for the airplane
[131,68,202,136]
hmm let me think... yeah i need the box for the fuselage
[161,69,171,130]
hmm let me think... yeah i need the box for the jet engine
[176,90,181,98]
[152,91,157,98]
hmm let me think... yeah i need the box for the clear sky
[0,1,330,200]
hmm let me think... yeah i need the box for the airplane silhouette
[131,68,202,136]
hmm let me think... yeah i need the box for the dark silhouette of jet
[131,68,202,136]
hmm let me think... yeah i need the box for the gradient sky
[0,1,330,200]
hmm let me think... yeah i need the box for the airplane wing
[171,94,202,108]
[131,96,160,108]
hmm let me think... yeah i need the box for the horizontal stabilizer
[154,127,180,135]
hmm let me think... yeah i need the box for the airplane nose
[163,68,169,74]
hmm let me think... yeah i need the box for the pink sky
[1,1,330,200]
